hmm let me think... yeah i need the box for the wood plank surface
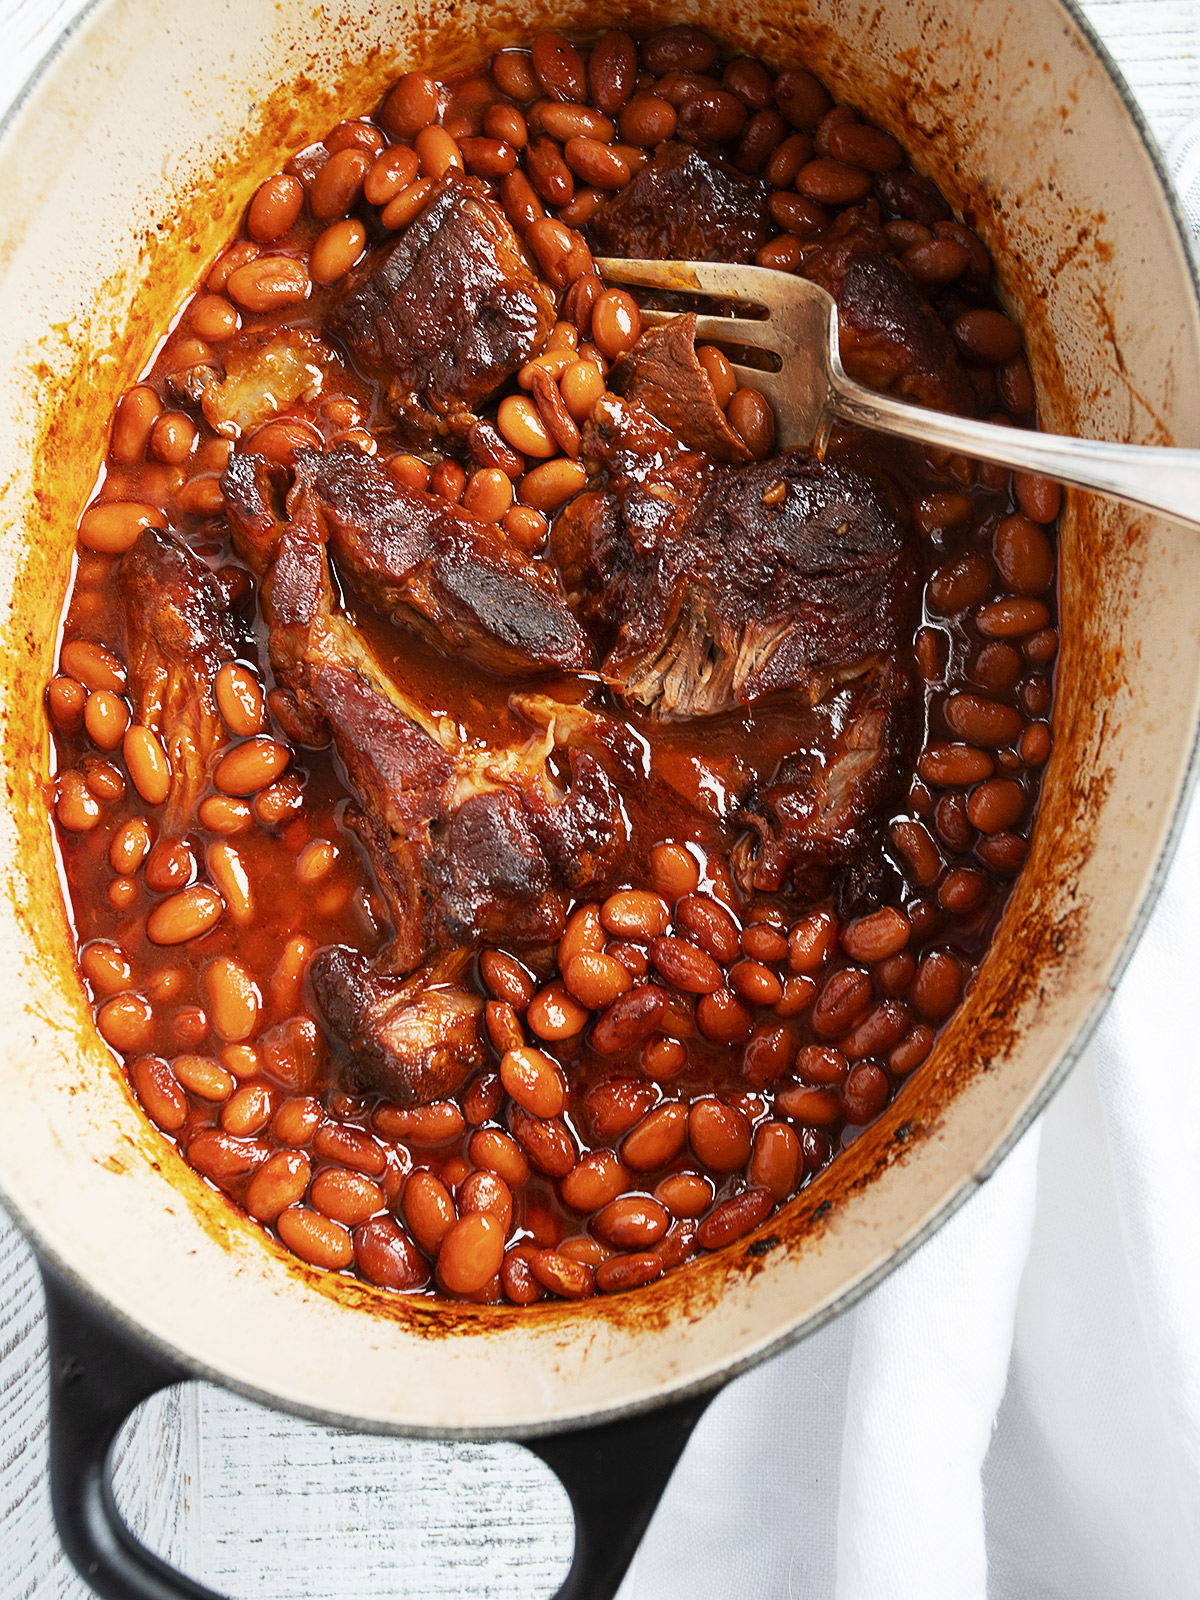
[1,0,1196,1593]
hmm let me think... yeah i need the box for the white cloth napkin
[619,137,1200,1600]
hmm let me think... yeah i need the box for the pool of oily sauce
[47,45,1057,1303]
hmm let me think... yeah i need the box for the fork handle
[830,376,1200,530]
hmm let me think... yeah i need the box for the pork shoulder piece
[802,209,975,416]
[732,661,915,894]
[607,313,752,465]
[200,326,336,438]
[328,174,556,441]
[118,526,237,831]
[602,449,920,719]
[588,143,771,264]
[294,443,591,674]
[308,947,485,1107]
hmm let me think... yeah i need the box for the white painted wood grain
[2,0,1198,1593]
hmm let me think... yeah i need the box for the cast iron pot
[1,1,1198,1595]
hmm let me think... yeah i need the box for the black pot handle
[39,1261,715,1600]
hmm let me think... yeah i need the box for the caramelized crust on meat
[294,443,592,674]
[588,143,771,264]
[329,175,556,442]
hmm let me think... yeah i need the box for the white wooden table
[2,2,1197,1594]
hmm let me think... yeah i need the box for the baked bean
[109,812,155,876]
[48,675,87,733]
[204,957,259,1042]
[617,92,676,147]
[771,68,829,130]
[529,1249,592,1299]
[247,174,304,242]
[622,1103,688,1171]
[404,1170,456,1255]
[520,458,587,511]
[207,842,253,926]
[427,460,465,503]
[146,885,223,946]
[607,941,650,979]
[734,108,787,174]
[590,1252,661,1293]
[221,1081,275,1136]
[511,1107,576,1178]
[634,1035,683,1082]
[775,1082,841,1124]
[676,88,747,147]
[795,157,873,205]
[967,777,1026,833]
[311,218,367,284]
[80,940,132,1000]
[688,1099,751,1172]
[750,1121,801,1200]
[842,906,910,963]
[935,791,974,852]
[213,736,290,796]
[107,878,138,911]
[382,72,439,138]
[524,982,587,1041]
[353,1216,429,1290]
[131,1056,187,1132]
[591,290,642,360]
[591,985,667,1056]
[953,308,1022,363]
[277,1206,353,1270]
[592,1194,670,1249]
[187,1128,270,1184]
[531,32,587,102]
[888,1025,935,1076]
[381,177,436,231]
[554,904,603,972]
[485,1000,524,1055]
[311,1168,384,1228]
[79,689,127,754]
[143,837,193,894]
[226,256,310,313]
[1023,627,1059,665]
[364,145,420,208]
[943,693,1023,747]
[78,501,165,555]
[463,1072,504,1128]
[466,1129,529,1190]
[826,120,902,171]
[810,967,872,1039]
[438,1213,506,1296]
[149,411,197,465]
[1022,721,1052,766]
[938,866,990,914]
[727,388,775,458]
[1012,471,1060,524]
[767,194,827,241]
[840,1000,909,1061]
[500,1046,566,1119]
[561,135,627,190]
[996,350,1035,413]
[972,641,1022,694]
[309,147,370,221]
[459,465,513,522]
[584,1081,659,1140]
[295,838,337,886]
[755,233,801,272]
[496,393,555,458]
[787,910,838,973]
[110,386,161,463]
[888,820,941,887]
[649,936,723,994]
[273,1095,322,1147]
[562,951,631,1010]
[557,1149,626,1212]
[740,1024,794,1088]
[214,662,265,737]
[476,951,533,1013]
[994,513,1054,594]
[413,126,461,180]
[640,25,717,73]
[672,894,738,961]
[842,1062,890,1124]
[727,960,783,1006]
[696,989,753,1045]
[977,832,1029,873]
[600,889,670,940]
[456,135,517,178]
[918,742,995,786]
[374,1101,464,1146]
[910,951,962,1019]
[697,1186,773,1250]
[648,1172,709,1221]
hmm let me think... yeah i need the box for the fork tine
[593,256,766,305]
[638,308,778,351]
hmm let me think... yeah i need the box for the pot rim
[2,0,1198,1443]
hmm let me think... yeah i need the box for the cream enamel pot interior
[2,0,1200,1595]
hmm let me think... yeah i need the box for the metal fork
[596,256,1200,530]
